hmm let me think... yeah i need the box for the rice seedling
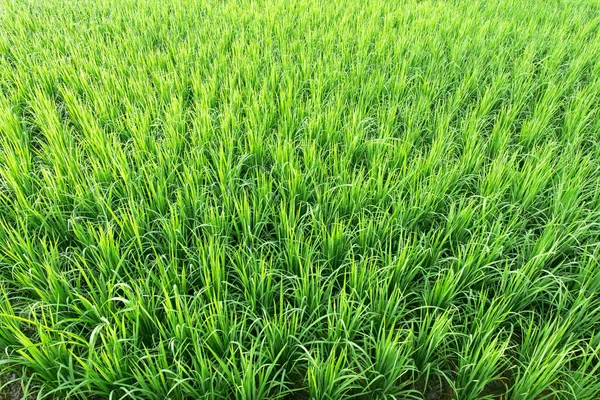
[1,0,600,398]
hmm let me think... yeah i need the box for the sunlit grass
[1,0,600,398]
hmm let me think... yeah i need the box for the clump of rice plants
[1,0,600,398]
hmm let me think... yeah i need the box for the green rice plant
[364,326,418,399]
[1,0,600,398]
[303,344,364,400]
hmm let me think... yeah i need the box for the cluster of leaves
[1,0,600,398]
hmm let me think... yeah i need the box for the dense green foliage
[2,0,600,398]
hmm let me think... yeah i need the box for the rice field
[1,0,600,398]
